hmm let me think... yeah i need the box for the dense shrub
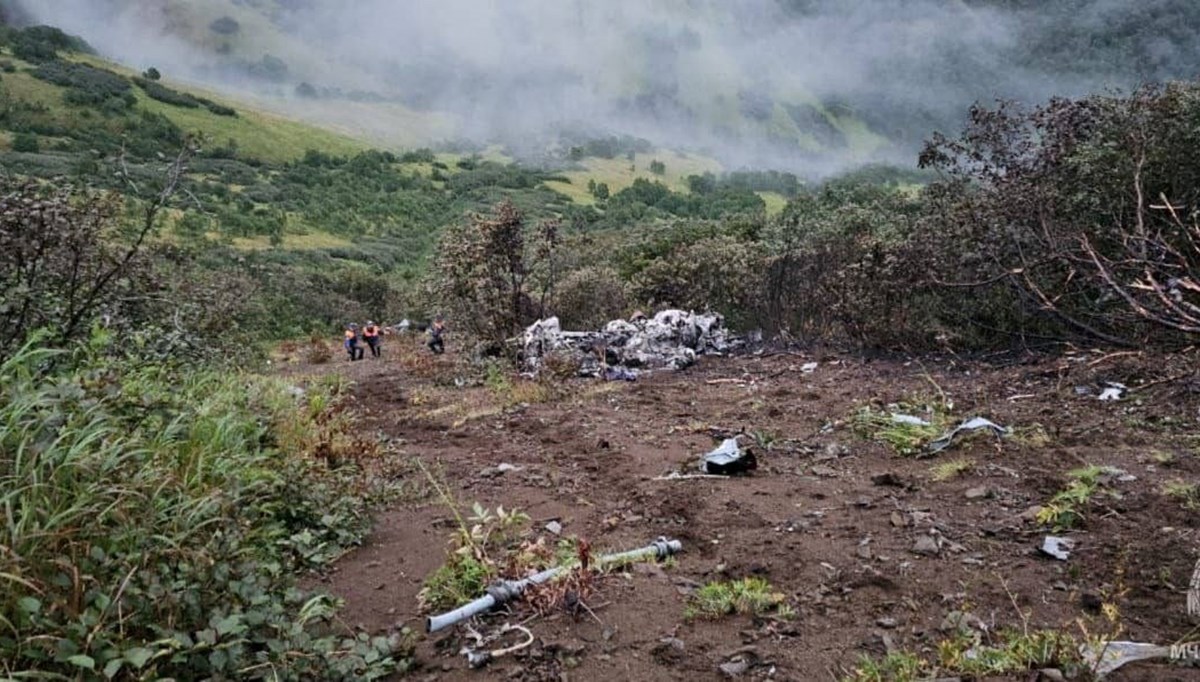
[134,76,202,108]
[7,25,90,62]
[400,148,436,163]
[0,341,408,680]
[31,61,132,108]
[552,266,630,328]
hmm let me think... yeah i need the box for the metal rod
[426,537,682,632]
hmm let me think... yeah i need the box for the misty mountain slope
[10,0,1200,175]
[0,51,367,164]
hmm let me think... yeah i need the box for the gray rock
[912,535,940,556]
[816,442,846,461]
[964,486,990,500]
[1039,668,1065,682]
[876,617,898,629]
[811,465,838,477]
[719,660,750,678]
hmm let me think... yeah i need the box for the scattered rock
[964,486,990,500]
[1038,668,1066,682]
[871,472,912,489]
[856,545,873,560]
[890,511,908,528]
[876,617,898,629]
[1017,505,1044,523]
[939,610,986,635]
[482,462,521,478]
[651,637,685,665]
[816,442,846,461]
[719,660,750,678]
[811,465,838,477]
[912,535,940,556]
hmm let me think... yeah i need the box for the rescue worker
[344,323,364,361]
[363,320,381,358]
[428,315,446,355]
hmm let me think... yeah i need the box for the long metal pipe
[426,537,682,632]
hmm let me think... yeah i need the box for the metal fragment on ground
[702,437,758,475]
[1080,640,1173,676]
[927,417,1009,455]
[890,413,931,426]
[1040,536,1075,560]
[1098,381,1128,401]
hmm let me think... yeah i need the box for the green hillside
[0,23,798,338]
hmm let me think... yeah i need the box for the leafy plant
[934,628,1080,678]
[415,467,532,611]
[852,403,947,456]
[1162,480,1200,509]
[684,577,788,620]
[930,457,974,482]
[847,628,1080,681]
[1037,465,1119,530]
[845,651,924,682]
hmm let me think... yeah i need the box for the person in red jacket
[363,320,381,358]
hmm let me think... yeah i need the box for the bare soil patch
[282,338,1200,681]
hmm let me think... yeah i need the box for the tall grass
[0,338,405,680]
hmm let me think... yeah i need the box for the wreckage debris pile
[522,310,740,377]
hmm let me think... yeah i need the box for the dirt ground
[283,336,1200,681]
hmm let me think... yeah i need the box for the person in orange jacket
[344,323,364,361]
[363,320,381,358]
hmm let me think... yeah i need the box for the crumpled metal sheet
[1040,536,1075,560]
[522,310,739,375]
[1081,640,1173,677]
[926,417,1009,455]
[702,437,757,475]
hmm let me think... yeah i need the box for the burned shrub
[921,83,1200,346]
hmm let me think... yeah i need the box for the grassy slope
[547,149,724,203]
[70,54,370,162]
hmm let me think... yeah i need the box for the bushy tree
[433,200,559,345]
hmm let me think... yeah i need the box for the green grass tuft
[685,577,789,620]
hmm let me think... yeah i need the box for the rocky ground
[282,336,1200,681]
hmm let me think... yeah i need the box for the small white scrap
[1098,382,1127,402]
